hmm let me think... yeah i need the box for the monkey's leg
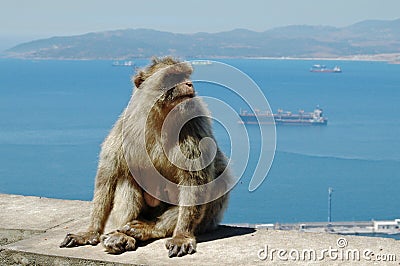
[60,169,116,248]
[112,197,219,258]
[119,207,179,240]
[99,181,146,254]
[100,207,178,254]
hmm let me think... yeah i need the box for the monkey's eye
[164,88,175,101]
[161,73,189,89]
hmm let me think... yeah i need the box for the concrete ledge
[1,194,399,265]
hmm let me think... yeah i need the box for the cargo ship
[310,64,342,73]
[239,107,328,125]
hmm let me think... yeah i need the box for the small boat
[190,60,212,66]
[310,64,342,73]
[112,61,135,67]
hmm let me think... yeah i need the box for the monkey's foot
[165,233,196,257]
[60,231,100,248]
[120,220,161,241]
[101,231,136,254]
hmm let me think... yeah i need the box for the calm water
[0,58,399,224]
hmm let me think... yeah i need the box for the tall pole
[328,187,333,223]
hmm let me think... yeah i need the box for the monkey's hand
[60,231,100,248]
[165,233,196,257]
[100,231,136,254]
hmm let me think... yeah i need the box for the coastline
[1,53,400,63]
[248,53,400,63]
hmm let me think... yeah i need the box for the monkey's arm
[165,205,204,257]
[88,170,117,233]
[60,168,116,248]
[164,168,210,257]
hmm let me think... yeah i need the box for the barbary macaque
[60,57,232,257]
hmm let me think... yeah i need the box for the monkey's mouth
[175,92,195,101]
[164,85,196,103]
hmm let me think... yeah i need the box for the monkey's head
[133,57,195,112]
[128,56,211,140]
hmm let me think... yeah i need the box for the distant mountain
[3,19,400,60]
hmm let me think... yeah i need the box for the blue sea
[0,58,399,225]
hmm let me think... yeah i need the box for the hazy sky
[1,0,399,45]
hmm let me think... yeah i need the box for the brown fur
[60,57,232,257]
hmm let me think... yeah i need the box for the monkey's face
[132,58,198,122]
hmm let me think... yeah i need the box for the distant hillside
[3,19,400,60]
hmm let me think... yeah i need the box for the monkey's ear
[133,71,145,88]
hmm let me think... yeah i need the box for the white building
[373,219,400,233]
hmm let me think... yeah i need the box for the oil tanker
[239,107,328,125]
